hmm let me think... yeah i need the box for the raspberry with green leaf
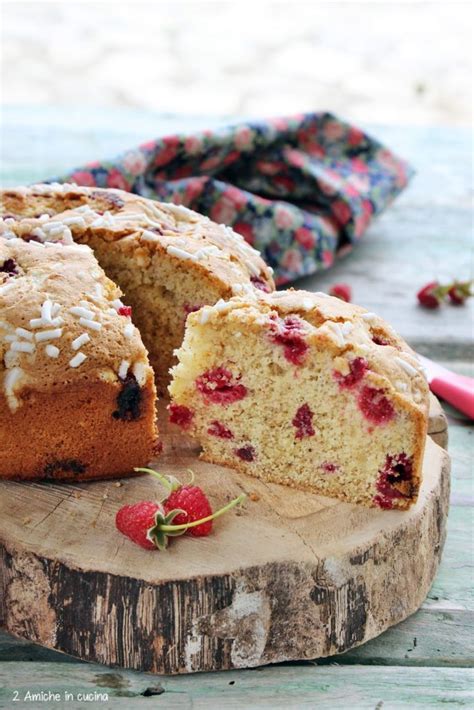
[115,467,245,550]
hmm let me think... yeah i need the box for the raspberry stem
[159,493,246,532]
[134,466,179,491]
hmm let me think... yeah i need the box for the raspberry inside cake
[0,184,274,393]
[169,290,429,509]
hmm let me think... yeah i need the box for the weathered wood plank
[424,506,473,611]
[0,631,73,664]
[425,364,473,503]
[0,107,233,186]
[0,662,472,709]
[301,204,473,356]
[445,426,473,503]
[335,608,474,667]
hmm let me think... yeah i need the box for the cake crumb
[333,356,350,376]
[168,287,429,510]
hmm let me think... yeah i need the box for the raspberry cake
[0,236,157,480]
[1,184,274,392]
[169,290,430,509]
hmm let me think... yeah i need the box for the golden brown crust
[0,381,157,481]
[1,184,275,396]
[0,183,274,295]
[0,231,158,481]
[0,238,152,395]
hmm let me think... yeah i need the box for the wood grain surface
[1,662,472,709]
[0,399,450,674]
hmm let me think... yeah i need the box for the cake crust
[0,236,157,481]
[0,183,273,293]
[1,183,274,392]
[0,381,156,481]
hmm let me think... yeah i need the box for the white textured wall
[1,1,472,125]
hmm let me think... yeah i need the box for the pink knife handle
[430,375,474,419]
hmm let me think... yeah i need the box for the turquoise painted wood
[0,106,472,708]
[0,663,473,708]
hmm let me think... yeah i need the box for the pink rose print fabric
[57,113,413,286]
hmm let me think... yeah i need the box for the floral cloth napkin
[59,112,413,286]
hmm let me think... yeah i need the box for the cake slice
[168,290,430,509]
[0,184,274,392]
[0,236,157,480]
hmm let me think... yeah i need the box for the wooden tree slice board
[0,397,450,675]
[428,392,448,448]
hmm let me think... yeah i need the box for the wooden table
[0,107,472,708]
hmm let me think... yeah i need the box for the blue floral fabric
[59,112,413,286]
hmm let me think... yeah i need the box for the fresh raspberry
[250,276,272,293]
[196,367,247,405]
[417,279,472,308]
[334,357,368,389]
[447,281,472,305]
[448,286,464,305]
[358,386,395,425]
[417,282,442,309]
[234,445,256,462]
[163,485,213,537]
[115,501,162,550]
[329,283,352,302]
[269,315,309,365]
[169,403,194,428]
[292,404,315,439]
[208,420,234,439]
[122,468,246,549]
[117,305,132,317]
